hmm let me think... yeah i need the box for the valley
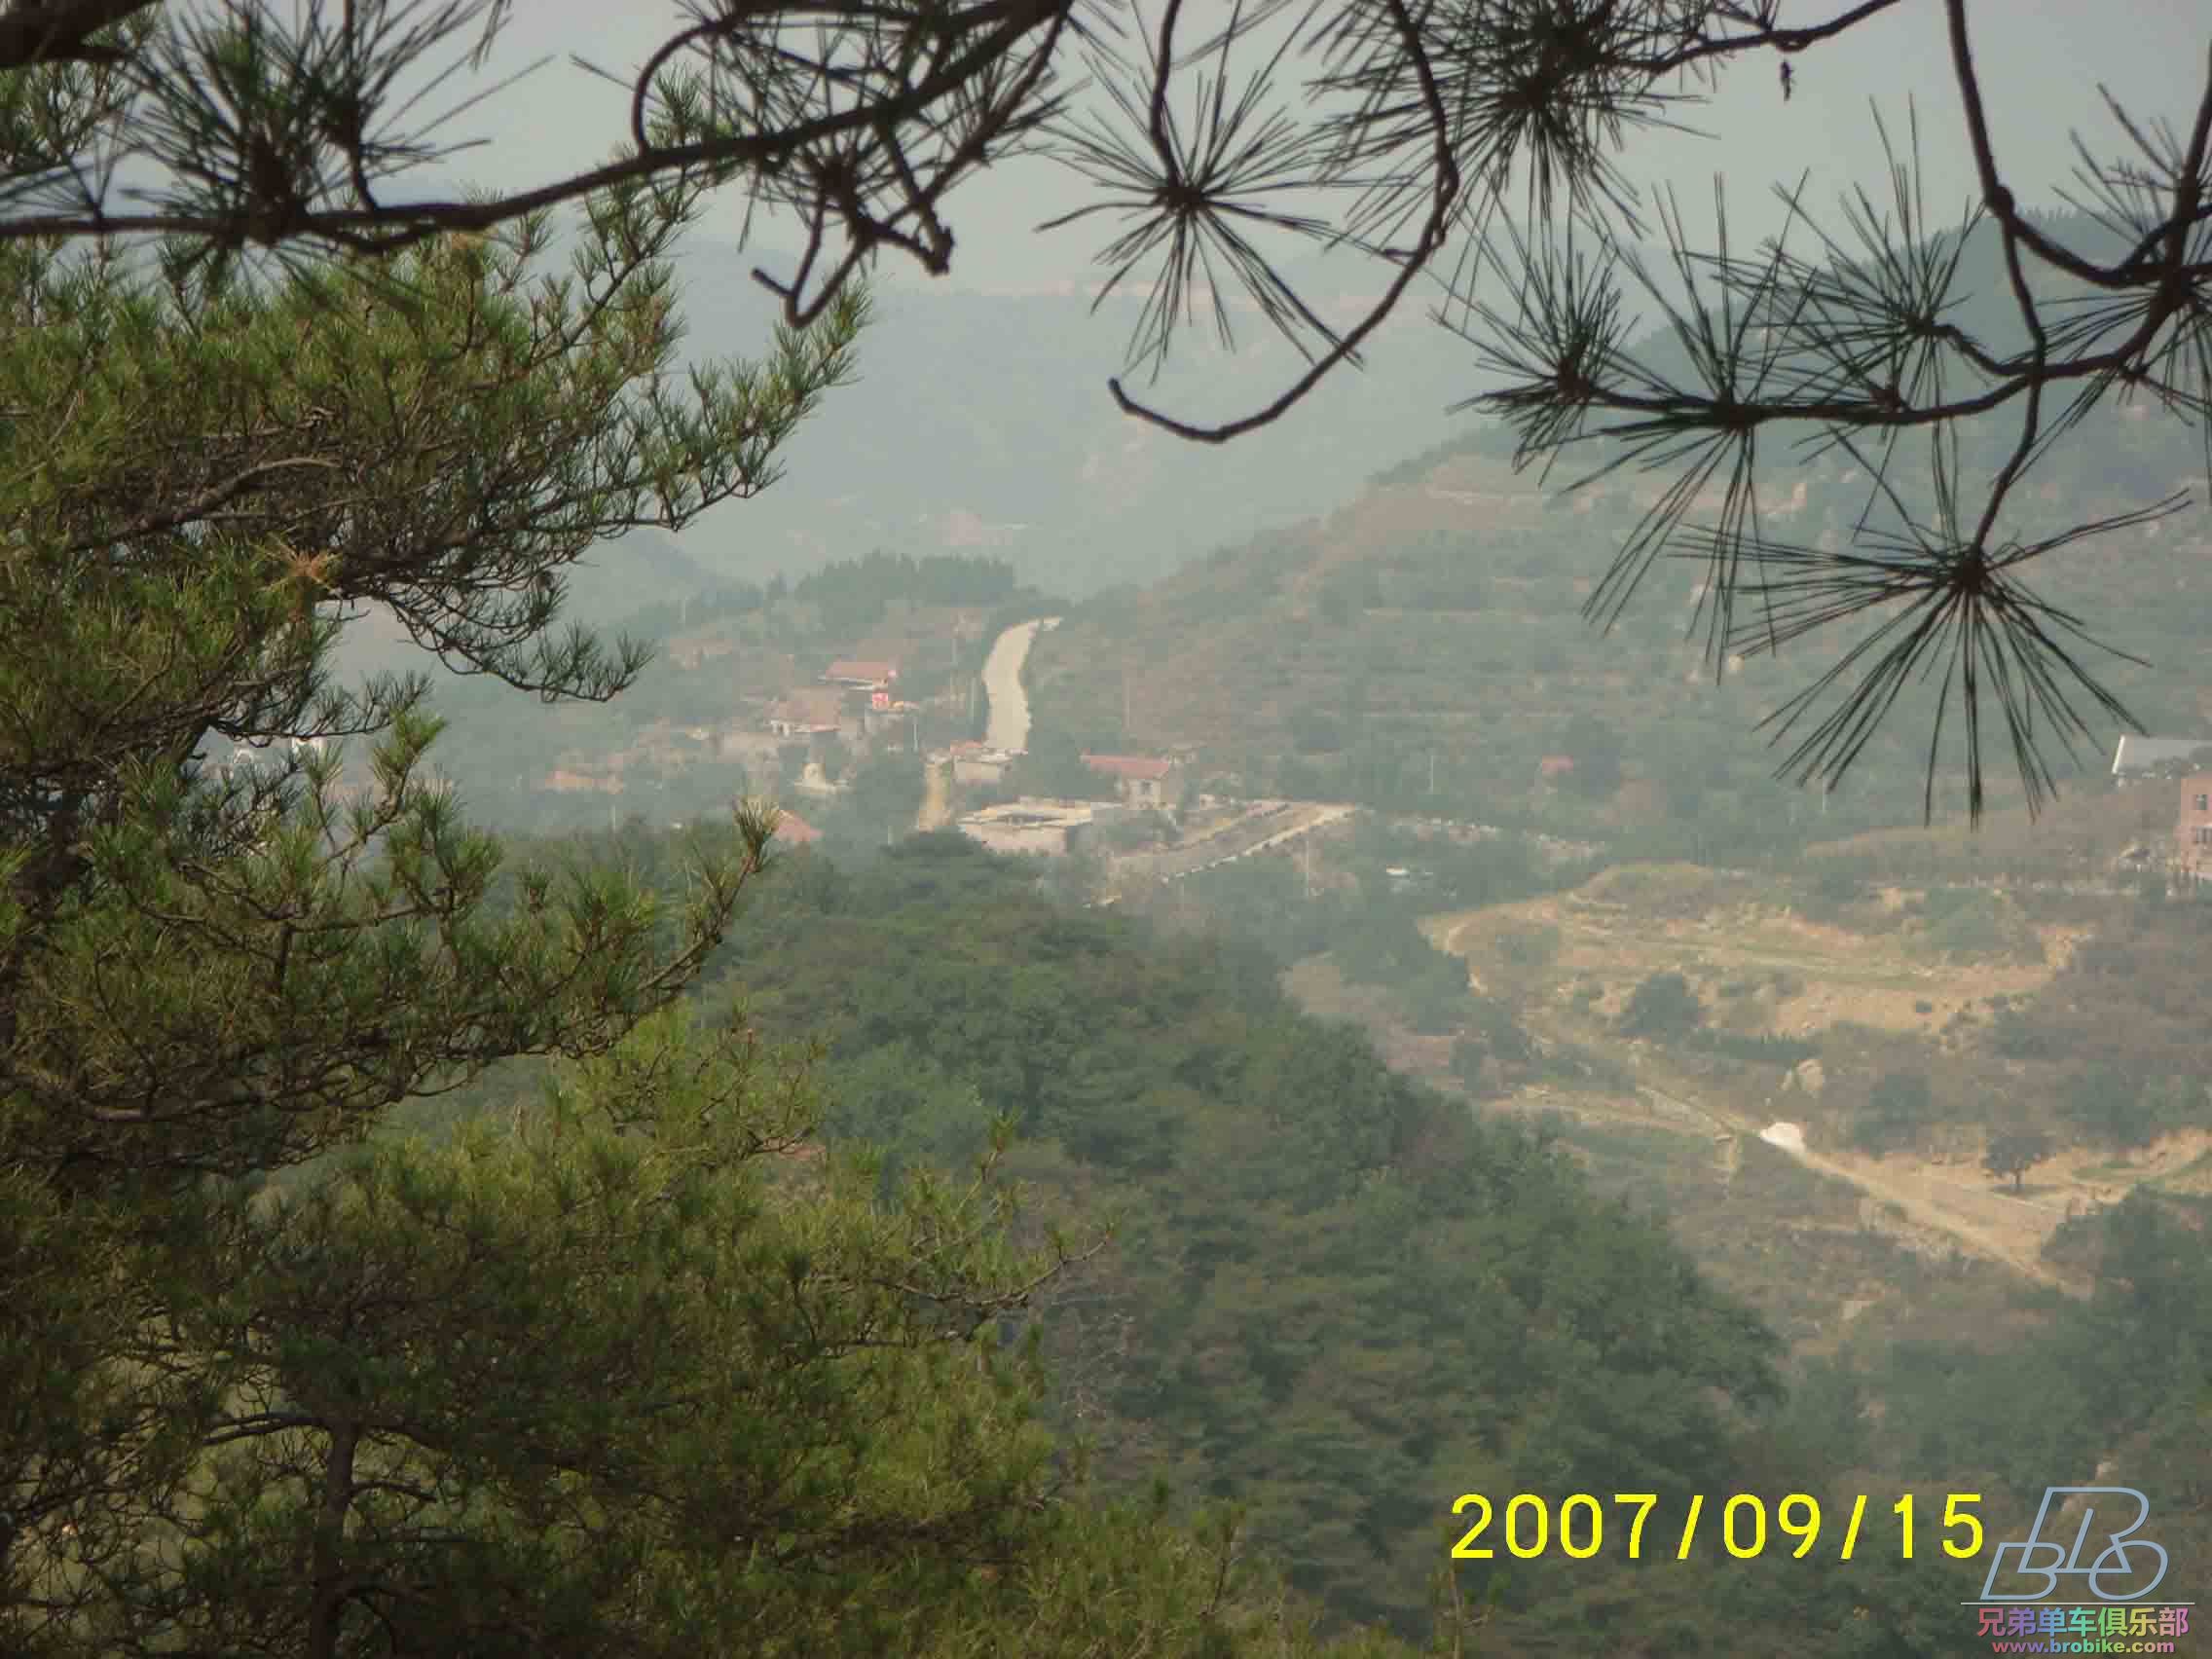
[305,261,2212,1653]
[23,34,2212,1658]
[1273,835,2212,1339]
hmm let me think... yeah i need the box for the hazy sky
[437,1,2212,295]
[380,2,2212,595]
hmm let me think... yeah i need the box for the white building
[957,800,1093,857]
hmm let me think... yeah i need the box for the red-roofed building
[767,686,851,738]
[772,808,822,846]
[1082,753,1182,808]
[824,659,899,689]
[1537,756,1576,781]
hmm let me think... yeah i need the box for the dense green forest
[398,825,2211,1651]
[17,188,1424,1655]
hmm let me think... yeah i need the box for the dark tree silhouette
[1984,1128,2055,1193]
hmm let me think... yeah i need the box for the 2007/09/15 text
[1449,1493,1986,1564]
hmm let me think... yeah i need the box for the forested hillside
[1133,819,2212,1647]
[410,830,1782,1638]
[1025,417,2209,855]
[394,826,2212,1651]
[280,207,2212,1653]
[1022,210,2212,860]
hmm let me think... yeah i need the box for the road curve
[980,616,1058,754]
[1152,802,1358,882]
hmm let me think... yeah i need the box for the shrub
[1402,969,1470,1037]
[1795,866,1873,926]
[1461,995,1537,1068]
[2057,1064,2183,1150]
[1686,1029,1819,1069]
[1853,1070,1936,1156]
[1495,924,1562,970]
[1988,1009,2064,1062]
[1985,1130,2054,1193]
[1913,887,2044,965]
[1618,972,1704,1041]
[1539,1040,1636,1092]
[1450,1035,1509,1098]
[1814,867,1864,903]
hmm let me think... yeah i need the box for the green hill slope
[1024,415,2210,855]
[707,834,1787,1636]
[387,820,2212,1652]
[1022,208,2212,850]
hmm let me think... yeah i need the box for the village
[576,649,2212,887]
[757,635,1343,870]
[750,640,1198,855]
[220,640,2212,890]
[477,608,1401,880]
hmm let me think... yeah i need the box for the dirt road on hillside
[1418,887,2190,1297]
[1630,1082,2078,1290]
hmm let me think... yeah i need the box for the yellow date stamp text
[1449,1493,1985,1564]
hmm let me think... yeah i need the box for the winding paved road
[980,616,1057,754]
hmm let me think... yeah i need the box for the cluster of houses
[535,658,918,801]
[752,653,1190,857]
[221,636,1195,853]
[2111,734,2212,881]
[765,659,919,745]
[218,691,2212,885]
[764,659,927,798]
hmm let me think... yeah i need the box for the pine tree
[0,166,868,1649]
[0,99,1420,1659]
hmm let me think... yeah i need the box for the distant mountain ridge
[337,204,2211,817]
[656,240,1489,597]
[1015,374,2212,848]
[627,205,2179,597]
